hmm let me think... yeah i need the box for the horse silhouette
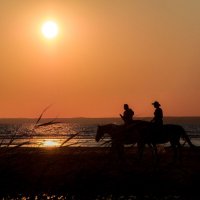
[95,120,195,160]
[96,122,140,159]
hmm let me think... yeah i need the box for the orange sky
[0,0,200,118]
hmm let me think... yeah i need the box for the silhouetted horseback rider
[120,104,134,142]
[120,104,134,125]
[151,101,163,138]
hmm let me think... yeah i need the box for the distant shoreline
[0,116,200,126]
[0,116,200,119]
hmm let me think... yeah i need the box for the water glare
[42,139,60,147]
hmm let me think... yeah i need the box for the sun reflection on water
[42,140,60,147]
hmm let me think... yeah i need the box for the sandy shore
[0,146,200,199]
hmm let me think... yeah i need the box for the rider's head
[152,101,161,108]
[124,104,129,110]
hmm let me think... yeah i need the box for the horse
[95,120,195,160]
[136,122,195,161]
[95,120,148,158]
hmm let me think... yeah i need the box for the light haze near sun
[0,0,200,118]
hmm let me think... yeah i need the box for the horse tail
[181,126,196,148]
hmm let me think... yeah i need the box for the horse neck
[102,124,118,136]
[106,124,116,131]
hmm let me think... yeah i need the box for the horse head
[95,125,105,142]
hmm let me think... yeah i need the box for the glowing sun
[41,21,58,39]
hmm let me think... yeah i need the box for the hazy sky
[1,0,200,118]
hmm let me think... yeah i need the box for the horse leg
[111,141,118,157]
[150,144,160,168]
[173,145,177,162]
[147,143,154,158]
[112,141,124,160]
[170,141,179,163]
[137,140,146,161]
[111,141,115,154]
[177,141,182,162]
[117,143,125,160]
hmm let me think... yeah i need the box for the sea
[0,117,200,148]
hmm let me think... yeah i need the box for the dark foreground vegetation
[0,146,200,199]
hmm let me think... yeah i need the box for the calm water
[0,117,200,148]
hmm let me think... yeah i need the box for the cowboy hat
[152,101,161,106]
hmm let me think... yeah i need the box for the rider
[120,104,134,126]
[151,101,163,134]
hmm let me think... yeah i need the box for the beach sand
[0,146,200,199]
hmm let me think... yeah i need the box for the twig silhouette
[34,105,61,128]
[34,104,52,127]
[34,119,61,128]
[60,131,81,147]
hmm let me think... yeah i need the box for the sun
[41,21,58,39]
